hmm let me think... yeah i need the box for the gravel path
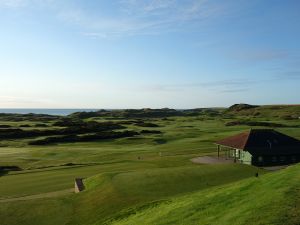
[191,156,234,164]
[191,156,289,171]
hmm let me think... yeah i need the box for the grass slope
[0,107,299,225]
[0,164,263,225]
[110,164,300,225]
[69,164,263,225]
[227,104,300,119]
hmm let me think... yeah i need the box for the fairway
[110,163,300,225]
[1,0,299,223]
[0,106,300,225]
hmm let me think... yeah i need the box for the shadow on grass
[0,166,22,177]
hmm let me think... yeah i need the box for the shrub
[140,130,162,134]
[28,131,139,145]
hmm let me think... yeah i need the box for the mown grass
[0,109,299,225]
[68,164,264,225]
[0,164,264,225]
[110,163,300,225]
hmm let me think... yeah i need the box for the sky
[0,0,299,108]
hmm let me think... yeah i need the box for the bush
[34,123,49,127]
[0,125,11,128]
[140,130,162,134]
[135,121,159,127]
[225,120,287,127]
[28,131,139,145]
[0,121,126,140]
[227,104,259,112]
[19,124,32,128]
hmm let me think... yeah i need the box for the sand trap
[191,156,234,165]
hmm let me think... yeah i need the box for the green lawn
[110,163,300,225]
[0,164,264,225]
[0,112,300,225]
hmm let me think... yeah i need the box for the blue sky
[0,0,299,108]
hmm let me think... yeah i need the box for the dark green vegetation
[0,104,300,225]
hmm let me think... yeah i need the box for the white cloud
[0,0,27,8]
[57,0,226,38]
[0,0,57,9]
[0,0,227,37]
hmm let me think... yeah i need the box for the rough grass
[0,110,299,225]
[110,163,300,225]
[0,164,263,225]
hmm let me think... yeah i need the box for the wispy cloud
[0,0,229,37]
[231,49,289,62]
[57,0,227,38]
[140,72,300,94]
[0,0,55,8]
[273,71,300,80]
[141,78,254,93]
[221,88,249,93]
[0,0,27,8]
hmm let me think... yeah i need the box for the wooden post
[234,149,237,163]
[217,145,220,158]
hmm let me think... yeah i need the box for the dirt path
[191,156,234,164]
[261,165,288,171]
[0,188,74,203]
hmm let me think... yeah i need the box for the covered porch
[216,144,243,163]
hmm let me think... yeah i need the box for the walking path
[191,156,234,164]
[0,188,73,203]
[191,156,289,171]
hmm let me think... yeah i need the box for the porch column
[234,149,237,163]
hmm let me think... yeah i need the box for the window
[241,152,245,158]
[258,156,263,162]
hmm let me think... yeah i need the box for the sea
[0,109,100,116]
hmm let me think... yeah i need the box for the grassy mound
[227,103,259,112]
[67,164,263,225]
[109,164,300,225]
[226,104,300,119]
[0,107,299,225]
[0,164,263,225]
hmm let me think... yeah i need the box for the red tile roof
[215,131,250,150]
[215,129,300,154]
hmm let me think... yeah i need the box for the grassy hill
[0,104,300,225]
[70,164,263,225]
[226,104,300,119]
[109,164,300,225]
[0,164,264,225]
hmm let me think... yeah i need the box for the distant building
[215,129,300,166]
